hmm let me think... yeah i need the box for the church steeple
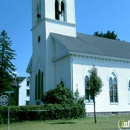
[28,0,77,105]
[32,0,76,37]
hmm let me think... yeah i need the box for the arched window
[38,69,41,99]
[60,81,64,86]
[61,1,65,21]
[55,0,65,21]
[55,0,59,20]
[35,70,44,101]
[35,74,38,100]
[129,80,130,91]
[41,72,44,99]
[37,1,41,23]
[109,72,118,103]
[61,1,64,11]
[85,75,93,102]
[128,80,130,104]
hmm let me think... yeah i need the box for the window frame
[84,73,93,104]
[109,72,118,104]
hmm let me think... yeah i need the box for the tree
[87,66,103,123]
[0,30,16,94]
[94,30,119,40]
[41,83,75,104]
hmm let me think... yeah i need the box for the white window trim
[84,100,94,105]
[108,71,119,104]
[109,103,119,105]
[84,69,93,103]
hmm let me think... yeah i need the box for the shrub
[41,83,74,104]
[0,103,86,124]
[0,84,86,124]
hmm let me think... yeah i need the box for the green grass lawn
[0,114,130,130]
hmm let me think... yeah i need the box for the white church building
[27,0,130,113]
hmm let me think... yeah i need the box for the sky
[0,0,130,76]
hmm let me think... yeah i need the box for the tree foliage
[41,83,86,118]
[87,66,103,123]
[94,30,119,40]
[87,66,103,97]
[41,83,75,104]
[0,30,16,94]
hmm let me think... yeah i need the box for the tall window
[85,75,93,102]
[27,81,30,86]
[26,90,30,97]
[41,72,44,99]
[26,77,30,87]
[61,1,65,21]
[35,74,38,100]
[109,73,118,103]
[128,80,130,104]
[37,1,41,23]
[55,0,59,20]
[38,70,41,99]
[55,0,65,21]
[129,80,130,91]
[35,69,44,100]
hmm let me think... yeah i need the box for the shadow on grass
[51,122,76,125]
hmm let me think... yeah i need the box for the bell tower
[29,0,76,105]
[32,0,76,36]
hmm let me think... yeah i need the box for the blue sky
[0,0,130,76]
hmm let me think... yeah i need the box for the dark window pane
[109,77,113,89]
[85,89,89,100]
[129,80,130,91]
[55,0,59,20]
[35,75,38,100]
[27,81,30,86]
[26,90,30,96]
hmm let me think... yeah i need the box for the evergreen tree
[94,30,119,40]
[87,66,103,123]
[0,30,16,94]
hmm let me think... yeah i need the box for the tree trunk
[93,96,97,123]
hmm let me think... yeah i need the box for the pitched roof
[12,77,26,87]
[51,33,130,60]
